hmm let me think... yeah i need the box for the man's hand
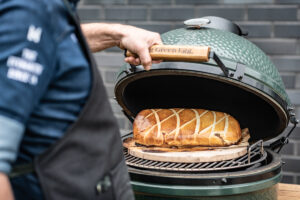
[81,23,163,70]
[0,173,14,200]
[118,25,162,70]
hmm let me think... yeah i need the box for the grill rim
[126,149,281,186]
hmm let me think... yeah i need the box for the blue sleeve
[0,115,24,174]
[0,0,56,123]
[0,1,57,173]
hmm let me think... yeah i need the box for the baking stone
[123,129,250,163]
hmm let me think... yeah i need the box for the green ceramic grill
[115,16,298,200]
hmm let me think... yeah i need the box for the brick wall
[78,0,300,185]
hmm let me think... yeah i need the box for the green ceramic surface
[132,173,280,200]
[134,185,277,200]
[161,28,290,105]
[115,26,292,140]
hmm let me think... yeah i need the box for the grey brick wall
[78,0,300,185]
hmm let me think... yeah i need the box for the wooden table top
[278,183,300,200]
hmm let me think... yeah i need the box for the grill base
[133,183,278,200]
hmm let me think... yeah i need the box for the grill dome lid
[115,17,294,142]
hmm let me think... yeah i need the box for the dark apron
[33,1,134,199]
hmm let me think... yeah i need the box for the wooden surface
[126,45,211,62]
[278,183,300,200]
[123,129,250,163]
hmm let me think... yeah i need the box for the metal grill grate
[124,140,267,172]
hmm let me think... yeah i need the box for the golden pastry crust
[133,108,242,147]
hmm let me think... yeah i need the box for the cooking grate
[124,140,267,172]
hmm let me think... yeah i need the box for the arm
[0,1,55,198]
[0,115,25,200]
[0,173,14,200]
[81,23,162,70]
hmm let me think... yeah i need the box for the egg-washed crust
[133,109,242,147]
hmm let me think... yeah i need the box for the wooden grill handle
[125,45,211,63]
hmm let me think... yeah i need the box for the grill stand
[248,140,264,164]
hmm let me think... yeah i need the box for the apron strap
[62,0,94,64]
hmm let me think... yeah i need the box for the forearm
[81,23,162,69]
[81,23,124,52]
[0,173,14,200]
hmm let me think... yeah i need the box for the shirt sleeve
[0,115,24,174]
[0,1,56,173]
[0,0,56,123]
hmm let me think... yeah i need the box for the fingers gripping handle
[125,45,228,77]
[125,45,211,63]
